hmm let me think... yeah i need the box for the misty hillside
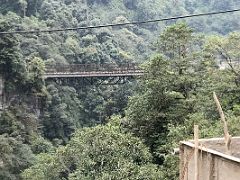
[1,1,240,179]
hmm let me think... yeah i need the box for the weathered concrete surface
[180,137,240,180]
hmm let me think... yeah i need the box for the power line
[1,8,240,35]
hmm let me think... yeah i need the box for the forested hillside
[1,0,240,179]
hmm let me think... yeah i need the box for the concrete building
[180,137,240,180]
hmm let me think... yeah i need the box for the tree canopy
[1,1,240,179]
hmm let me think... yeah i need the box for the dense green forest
[1,0,240,179]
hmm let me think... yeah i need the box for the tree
[0,21,27,92]
[26,0,44,16]
[0,0,27,16]
[126,55,191,160]
[22,119,161,179]
[205,33,240,83]
[0,135,35,180]
[126,24,201,161]
[41,84,84,143]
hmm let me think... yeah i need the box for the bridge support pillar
[0,75,4,110]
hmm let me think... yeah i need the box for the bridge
[44,63,145,78]
[44,63,145,85]
[0,64,144,110]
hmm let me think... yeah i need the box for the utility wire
[0,8,240,35]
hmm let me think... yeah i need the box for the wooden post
[194,125,199,180]
[0,75,3,110]
[213,92,232,155]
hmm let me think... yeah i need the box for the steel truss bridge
[44,63,145,85]
[0,64,144,111]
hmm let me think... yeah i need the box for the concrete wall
[180,141,240,180]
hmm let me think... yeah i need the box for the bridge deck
[44,71,144,78]
[44,64,145,78]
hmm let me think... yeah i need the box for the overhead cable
[0,8,240,35]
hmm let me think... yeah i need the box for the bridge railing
[45,63,142,74]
